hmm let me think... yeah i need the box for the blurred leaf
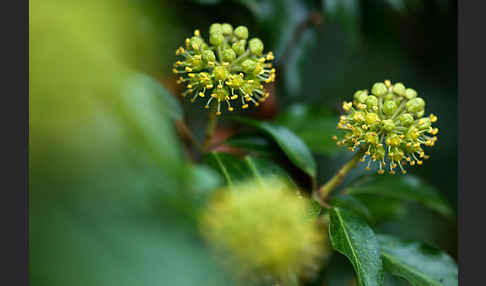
[353,195,408,226]
[322,0,361,43]
[284,28,318,96]
[30,197,232,286]
[323,252,357,286]
[307,199,324,219]
[384,0,406,12]
[203,152,297,188]
[230,117,317,179]
[329,195,373,223]
[236,0,311,57]
[186,164,224,206]
[275,104,343,156]
[344,175,454,220]
[225,134,279,157]
[191,0,222,4]
[128,73,183,121]
[329,207,384,286]
[377,234,458,286]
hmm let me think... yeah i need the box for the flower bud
[234,26,248,39]
[190,36,205,50]
[213,66,229,81]
[241,59,256,73]
[249,38,264,55]
[406,97,425,113]
[399,113,414,126]
[354,90,368,103]
[417,117,431,130]
[386,134,401,146]
[382,119,396,132]
[202,49,216,63]
[383,100,397,115]
[365,112,379,125]
[404,88,417,99]
[365,95,378,108]
[221,23,233,35]
[232,40,246,56]
[371,82,387,96]
[384,92,395,101]
[209,23,223,34]
[366,133,379,144]
[392,82,406,96]
[222,48,236,62]
[209,32,224,46]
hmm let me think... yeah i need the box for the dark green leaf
[353,194,408,225]
[275,104,343,156]
[284,28,318,96]
[323,0,361,43]
[377,234,458,286]
[329,207,384,286]
[229,117,317,178]
[329,195,373,223]
[384,0,406,12]
[225,134,279,157]
[345,174,454,219]
[202,151,297,189]
[236,0,311,57]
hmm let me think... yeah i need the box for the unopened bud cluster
[333,80,438,174]
[200,178,325,285]
[173,23,275,115]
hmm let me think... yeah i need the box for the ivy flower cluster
[333,80,438,175]
[173,23,276,115]
[200,178,326,285]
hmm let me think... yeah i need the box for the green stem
[203,105,219,151]
[317,148,365,201]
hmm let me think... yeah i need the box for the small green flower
[334,80,438,174]
[200,178,328,285]
[173,23,275,115]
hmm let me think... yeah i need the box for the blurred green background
[30,0,457,285]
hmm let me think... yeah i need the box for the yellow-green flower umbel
[334,80,438,175]
[173,23,275,115]
[199,178,327,285]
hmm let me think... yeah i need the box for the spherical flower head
[334,80,438,175]
[199,178,328,285]
[173,23,275,115]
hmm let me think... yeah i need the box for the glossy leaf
[275,104,343,156]
[202,151,297,189]
[345,174,454,219]
[128,73,183,121]
[378,234,458,286]
[230,117,317,179]
[225,134,279,157]
[329,207,384,286]
[329,195,373,223]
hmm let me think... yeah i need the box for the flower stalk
[203,105,219,151]
[317,148,365,201]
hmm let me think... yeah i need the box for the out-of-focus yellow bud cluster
[199,178,328,285]
[334,80,438,175]
[173,23,275,115]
